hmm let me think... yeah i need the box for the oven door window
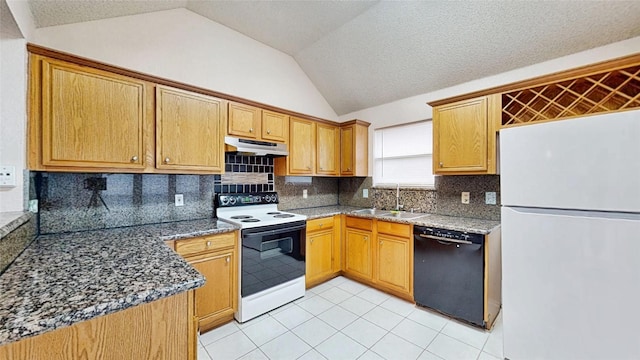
[241,223,306,297]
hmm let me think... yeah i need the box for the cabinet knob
[319,167,323,170]
[131,155,138,162]
[364,236,368,240]
[267,130,271,134]
[249,128,253,133]
[206,241,211,247]
[439,162,443,167]
[164,157,171,164]
[307,166,311,170]
[226,256,230,263]
[319,223,323,227]
[380,240,383,245]
[311,239,314,244]
[347,167,351,171]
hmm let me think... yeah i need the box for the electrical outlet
[175,194,184,206]
[461,192,470,204]
[0,165,17,187]
[303,189,308,199]
[485,192,497,205]
[363,189,369,198]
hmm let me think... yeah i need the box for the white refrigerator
[500,109,640,360]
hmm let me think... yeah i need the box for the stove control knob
[220,197,229,206]
[229,197,236,205]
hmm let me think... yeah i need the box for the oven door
[241,220,306,297]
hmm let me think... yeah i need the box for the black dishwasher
[413,225,485,327]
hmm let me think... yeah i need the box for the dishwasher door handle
[417,234,473,245]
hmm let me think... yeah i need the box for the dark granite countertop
[0,218,239,346]
[287,206,500,234]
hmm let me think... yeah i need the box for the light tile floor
[198,276,503,360]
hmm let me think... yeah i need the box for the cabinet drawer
[345,216,373,231]
[377,221,411,238]
[307,217,335,232]
[176,232,236,257]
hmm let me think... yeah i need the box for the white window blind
[373,120,434,186]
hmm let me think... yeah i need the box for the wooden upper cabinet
[432,95,499,175]
[228,102,260,139]
[340,120,370,176]
[156,86,226,172]
[261,110,289,143]
[287,117,315,175]
[39,57,146,169]
[316,123,340,176]
[228,103,289,143]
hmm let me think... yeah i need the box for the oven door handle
[242,224,307,239]
[417,234,473,245]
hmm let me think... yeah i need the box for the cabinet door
[262,110,289,143]
[41,58,145,169]
[316,123,340,176]
[376,234,411,295]
[188,250,236,329]
[306,229,334,286]
[228,102,260,139]
[344,228,372,279]
[288,117,315,174]
[156,86,226,172]
[433,97,488,173]
[340,125,354,176]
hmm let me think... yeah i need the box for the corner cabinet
[33,56,147,170]
[306,216,341,288]
[340,120,370,176]
[175,231,238,333]
[156,86,226,172]
[432,95,500,175]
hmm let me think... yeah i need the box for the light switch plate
[363,189,369,198]
[303,189,308,199]
[175,194,184,206]
[461,192,470,204]
[0,166,16,187]
[485,192,497,205]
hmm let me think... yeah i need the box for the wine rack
[502,64,640,127]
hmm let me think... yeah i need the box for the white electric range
[215,192,307,323]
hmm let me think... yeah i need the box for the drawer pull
[249,128,253,133]
[131,155,138,162]
[226,256,230,263]
[206,241,212,247]
[267,130,271,134]
[164,157,171,164]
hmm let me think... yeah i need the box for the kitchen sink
[352,208,382,215]
[379,211,429,219]
[352,208,429,219]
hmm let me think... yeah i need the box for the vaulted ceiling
[24,0,640,115]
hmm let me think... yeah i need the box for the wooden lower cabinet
[0,292,194,360]
[375,230,413,298]
[175,231,238,333]
[342,217,413,300]
[306,216,341,287]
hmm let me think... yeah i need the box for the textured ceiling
[25,1,640,116]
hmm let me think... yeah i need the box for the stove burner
[242,219,261,223]
[274,214,295,218]
[266,212,281,215]
[231,215,253,219]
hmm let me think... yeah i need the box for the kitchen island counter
[0,218,238,346]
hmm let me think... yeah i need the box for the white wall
[0,0,27,211]
[29,8,338,121]
[338,36,640,176]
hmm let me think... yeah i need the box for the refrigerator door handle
[418,234,473,245]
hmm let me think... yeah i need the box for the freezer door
[500,109,640,212]
[502,206,640,360]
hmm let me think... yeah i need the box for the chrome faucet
[396,183,404,211]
